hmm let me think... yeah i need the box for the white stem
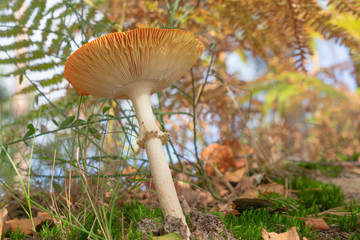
[127,82,189,238]
[128,83,160,133]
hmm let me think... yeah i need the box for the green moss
[2,228,27,240]
[38,221,64,239]
[338,212,359,232]
[291,177,344,212]
[298,162,343,177]
[3,178,359,239]
[216,209,315,240]
[215,177,354,239]
[66,202,164,239]
[336,153,360,162]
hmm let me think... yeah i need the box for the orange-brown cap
[64,28,204,99]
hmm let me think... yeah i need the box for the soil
[138,209,236,240]
[315,167,360,203]
[317,229,351,240]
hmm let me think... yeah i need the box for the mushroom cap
[64,28,204,99]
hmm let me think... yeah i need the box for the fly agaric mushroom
[64,28,204,236]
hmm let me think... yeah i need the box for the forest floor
[316,165,360,203]
[1,160,360,239]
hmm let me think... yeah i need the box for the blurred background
[0,0,359,204]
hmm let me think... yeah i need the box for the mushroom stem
[127,82,189,236]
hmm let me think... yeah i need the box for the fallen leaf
[258,183,285,195]
[224,167,246,183]
[0,205,8,239]
[235,175,259,198]
[304,217,330,231]
[4,211,53,235]
[216,203,241,215]
[261,226,302,240]
[239,187,259,198]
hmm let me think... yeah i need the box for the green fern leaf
[27,62,58,72]
[10,0,25,12]
[41,17,53,43]
[1,39,33,51]
[18,2,34,25]
[16,85,37,94]
[39,74,63,87]
[0,26,24,37]
[31,0,46,30]
[0,14,15,23]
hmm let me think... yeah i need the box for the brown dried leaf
[261,226,305,240]
[0,205,8,238]
[239,187,259,199]
[258,183,285,195]
[216,203,240,215]
[224,168,246,183]
[4,212,53,235]
[200,143,235,176]
[235,175,259,198]
[304,217,330,231]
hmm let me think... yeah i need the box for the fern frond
[0,26,24,37]
[287,0,311,71]
[41,17,53,43]
[0,14,16,23]
[1,39,34,51]
[18,2,33,25]
[310,14,360,51]
[27,62,60,72]
[0,0,111,118]
[329,0,360,16]
[16,85,37,95]
[15,74,63,95]
[10,0,25,12]
[45,2,64,14]
[0,50,45,64]
[39,74,63,87]
[31,0,46,30]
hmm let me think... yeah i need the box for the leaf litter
[2,141,360,239]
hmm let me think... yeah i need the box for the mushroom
[64,28,204,237]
